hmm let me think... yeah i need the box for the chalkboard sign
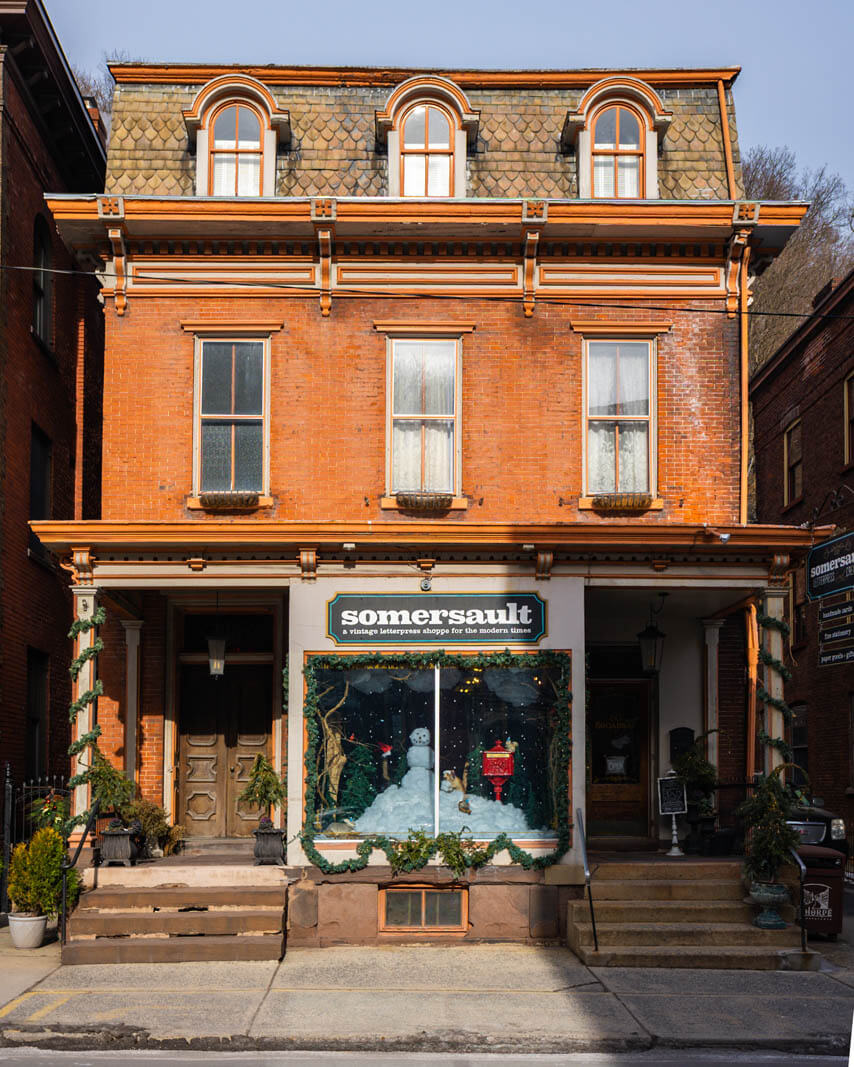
[658,776,687,816]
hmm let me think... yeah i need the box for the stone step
[61,934,283,965]
[590,861,743,880]
[569,944,817,971]
[82,864,288,889]
[77,885,286,911]
[592,879,744,901]
[569,921,801,949]
[568,899,758,924]
[68,908,283,939]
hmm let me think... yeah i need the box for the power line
[7,260,854,320]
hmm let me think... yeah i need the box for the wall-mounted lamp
[637,592,668,675]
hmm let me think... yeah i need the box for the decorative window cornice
[182,73,291,147]
[570,319,672,335]
[560,76,672,152]
[375,75,479,149]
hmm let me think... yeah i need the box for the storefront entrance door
[586,680,651,837]
[178,665,271,837]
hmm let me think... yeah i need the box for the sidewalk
[1,940,853,1055]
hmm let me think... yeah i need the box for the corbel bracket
[311,198,336,317]
[300,547,318,580]
[724,228,750,319]
[60,546,94,584]
[107,224,128,316]
[521,200,547,318]
[535,550,554,580]
[767,553,791,589]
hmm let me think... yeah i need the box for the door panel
[179,664,272,837]
[587,680,650,837]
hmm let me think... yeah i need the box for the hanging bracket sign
[807,531,854,600]
[327,593,546,645]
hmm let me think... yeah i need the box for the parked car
[787,799,848,860]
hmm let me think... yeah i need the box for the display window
[305,653,569,843]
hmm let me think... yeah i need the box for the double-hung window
[783,419,803,506]
[196,339,268,495]
[389,338,460,496]
[586,340,652,495]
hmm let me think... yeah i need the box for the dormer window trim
[183,73,290,198]
[561,76,672,200]
[375,76,479,199]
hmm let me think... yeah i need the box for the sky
[46,0,854,188]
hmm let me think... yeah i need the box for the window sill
[578,495,663,512]
[782,495,804,514]
[187,494,274,511]
[27,545,58,573]
[380,495,468,511]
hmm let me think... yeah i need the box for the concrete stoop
[64,882,287,964]
[567,858,814,970]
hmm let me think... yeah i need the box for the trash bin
[797,844,844,939]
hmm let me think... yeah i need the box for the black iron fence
[1,763,71,913]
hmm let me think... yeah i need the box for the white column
[71,587,99,821]
[703,620,725,771]
[762,590,788,775]
[121,620,143,784]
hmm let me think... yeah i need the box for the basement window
[380,886,467,932]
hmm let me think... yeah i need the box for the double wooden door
[586,679,651,837]
[178,665,272,837]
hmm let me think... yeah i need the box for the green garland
[756,612,794,762]
[65,607,107,830]
[299,648,572,875]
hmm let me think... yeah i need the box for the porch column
[121,621,143,783]
[761,588,787,775]
[71,586,99,820]
[703,619,725,771]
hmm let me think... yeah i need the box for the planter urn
[99,827,138,867]
[253,826,285,866]
[8,913,48,950]
[749,881,789,929]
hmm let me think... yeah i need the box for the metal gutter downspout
[740,245,752,525]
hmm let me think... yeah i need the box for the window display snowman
[405,726,434,794]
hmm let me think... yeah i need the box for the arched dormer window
[182,74,290,198]
[376,76,479,198]
[591,104,644,198]
[561,77,672,199]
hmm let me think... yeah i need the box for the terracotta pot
[8,913,47,950]
[253,827,285,866]
[749,880,789,929]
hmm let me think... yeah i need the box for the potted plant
[737,766,801,929]
[99,817,139,867]
[7,827,79,949]
[672,734,718,854]
[124,798,185,858]
[239,754,286,865]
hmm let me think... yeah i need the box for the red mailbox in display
[482,741,515,802]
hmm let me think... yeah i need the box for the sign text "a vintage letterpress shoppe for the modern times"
[327,593,546,645]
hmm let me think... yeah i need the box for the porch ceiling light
[207,636,226,678]
[637,593,668,675]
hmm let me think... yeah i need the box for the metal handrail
[60,799,100,945]
[575,807,598,952]
[789,846,807,953]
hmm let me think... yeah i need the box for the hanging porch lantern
[207,636,226,678]
[637,593,668,675]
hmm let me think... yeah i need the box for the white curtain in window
[617,157,640,197]
[593,156,614,197]
[423,421,453,491]
[617,343,649,416]
[392,420,421,491]
[212,156,236,195]
[588,423,616,493]
[403,155,426,196]
[237,154,261,196]
[427,155,451,197]
[617,422,649,492]
[589,344,618,416]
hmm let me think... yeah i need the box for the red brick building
[0,0,105,784]
[35,62,815,942]
[751,268,854,821]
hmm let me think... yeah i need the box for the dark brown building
[751,268,854,819]
[0,0,105,784]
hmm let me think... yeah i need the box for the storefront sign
[819,644,854,668]
[819,600,853,625]
[807,531,854,600]
[327,593,546,645]
[819,624,854,645]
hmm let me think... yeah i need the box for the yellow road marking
[0,992,37,1019]
[27,993,76,1021]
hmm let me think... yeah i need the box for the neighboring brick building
[0,0,105,785]
[36,62,813,943]
[751,268,854,821]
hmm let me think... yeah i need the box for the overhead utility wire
[4,261,854,321]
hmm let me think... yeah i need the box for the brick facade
[751,270,854,821]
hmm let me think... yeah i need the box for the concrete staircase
[64,838,287,964]
[567,858,809,970]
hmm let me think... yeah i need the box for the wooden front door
[587,680,651,837]
[178,665,271,837]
